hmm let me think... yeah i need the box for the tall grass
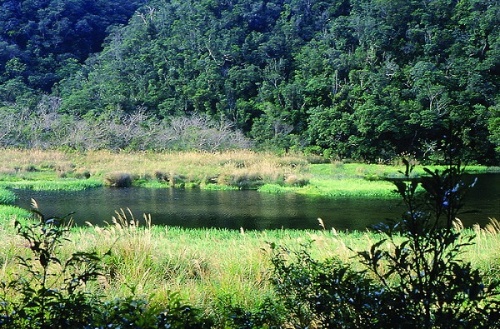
[0,149,310,191]
[0,149,497,197]
[0,205,31,221]
[0,179,102,191]
[0,188,16,204]
[1,210,498,316]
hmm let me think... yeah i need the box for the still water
[13,174,499,231]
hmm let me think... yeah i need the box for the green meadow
[0,149,497,196]
[0,149,499,326]
[0,214,499,320]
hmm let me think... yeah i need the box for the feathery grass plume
[30,198,38,210]
[110,208,152,231]
[452,218,464,231]
[484,218,500,235]
[317,218,326,230]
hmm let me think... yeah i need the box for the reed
[0,149,312,191]
[1,210,498,316]
[0,149,496,198]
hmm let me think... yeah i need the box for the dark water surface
[13,174,499,231]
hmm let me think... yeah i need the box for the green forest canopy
[0,0,499,164]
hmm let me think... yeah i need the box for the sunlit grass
[0,179,103,191]
[299,178,397,198]
[260,178,397,198]
[0,188,17,204]
[0,205,31,221]
[0,149,310,191]
[1,209,498,314]
[0,148,497,197]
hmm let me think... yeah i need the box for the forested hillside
[0,0,147,101]
[1,0,499,164]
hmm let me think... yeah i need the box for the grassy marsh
[0,213,498,318]
[0,149,497,197]
[0,149,309,191]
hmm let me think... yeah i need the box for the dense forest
[0,0,499,164]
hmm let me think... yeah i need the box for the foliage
[0,206,214,328]
[216,296,284,329]
[0,0,147,100]
[0,209,104,328]
[93,292,213,329]
[1,0,498,163]
[269,159,500,328]
[489,104,500,153]
[269,242,381,328]
[358,159,500,328]
[53,0,499,163]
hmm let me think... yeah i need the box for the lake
[13,174,500,231]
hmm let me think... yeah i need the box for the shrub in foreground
[269,160,500,328]
[0,207,213,328]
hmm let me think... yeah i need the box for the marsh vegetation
[0,149,497,193]
[0,150,499,327]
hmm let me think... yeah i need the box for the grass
[0,179,103,191]
[260,178,397,198]
[1,148,497,198]
[0,188,17,204]
[0,149,309,191]
[0,210,499,317]
[0,149,498,326]
[0,205,31,221]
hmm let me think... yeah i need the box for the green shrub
[104,172,133,187]
[92,292,213,329]
[0,211,104,328]
[0,207,214,329]
[268,160,500,328]
[358,160,500,328]
[215,295,284,329]
[269,242,381,328]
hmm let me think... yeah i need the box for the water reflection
[13,174,499,231]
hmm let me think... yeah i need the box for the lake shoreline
[1,149,498,231]
[1,149,498,195]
